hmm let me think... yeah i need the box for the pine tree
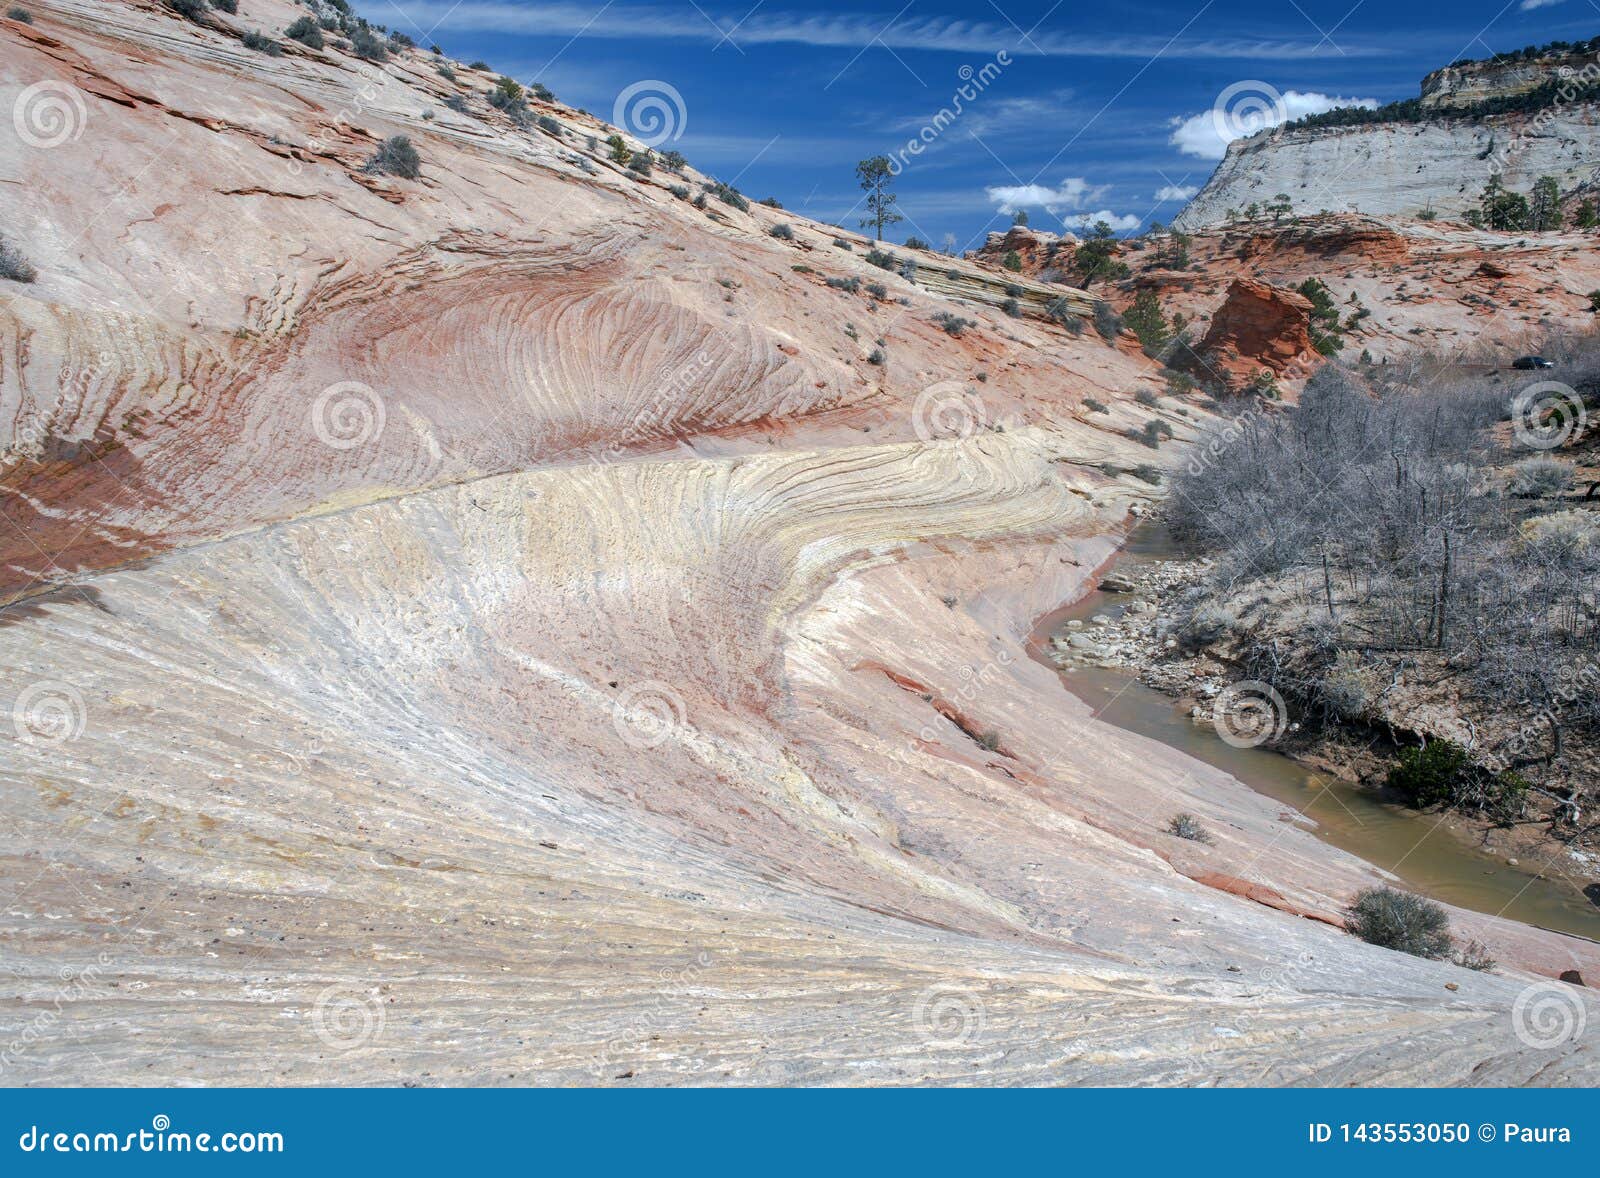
[855,156,903,241]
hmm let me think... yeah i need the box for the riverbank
[1040,521,1600,937]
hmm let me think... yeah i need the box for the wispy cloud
[1060,210,1141,232]
[1168,89,1378,159]
[390,2,1390,58]
[1154,184,1199,201]
[1518,0,1565,10]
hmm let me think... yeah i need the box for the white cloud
[1518,0,1564,10]
[1154,184,1199,202]
[1059,210,1142,232]
[1168,90,1379,159]
[985,177,1107,214]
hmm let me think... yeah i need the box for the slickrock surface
[1,1,1596,1086]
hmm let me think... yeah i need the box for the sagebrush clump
[1344,887,1453,959]
[365,135,420,179]
[0,237,37,283]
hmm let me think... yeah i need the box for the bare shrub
[1508,455,1573,498]
[365,135,420,179]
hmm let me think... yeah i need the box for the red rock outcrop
[968,225,1077,281]
[1181,278,1316,389]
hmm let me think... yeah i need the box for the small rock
[1559,969,1586,987]
[1506,858,1518,866]
[1444,982,1459,992]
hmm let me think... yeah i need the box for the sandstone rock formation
[968,225,1077,283]
[1177,278,1315,389]
[1175,110,1600,230]
[0,0,1596,1087]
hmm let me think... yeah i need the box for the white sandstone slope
[0,0,1595,1087]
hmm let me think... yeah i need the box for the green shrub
[241,29,282,54]
[1508,456,1573,498]
[0,237,37,283]
[867,348,886,365]
[285,16,324,47]
[659,150,686,172]
[1387,740,1473,807]
[759,197,783,208]
[1002,250,1022,272]
[1166,813,1212,842]
[212,0,236,12]
[932,312,975,337]
[1001,297,1021,318]
[468,60,491,71]
[1131,463,1162,485]
[536,115,561,137]
[668,184,690,199]
[1004,283,1024,298]
[713,182,748,212]
[1082,397,1107,414]
[366,135,420,179]
[1093,301,1124,342]
[1134,388,1160,407]
[166,0,209,20]
[864,248,897,271]
[864,281,887,300]
[905,235,929,250]
[1344,886,1453,959]
[825,276,860,293]
[769,223,794,240]
[436,63,456,81]
[350,27,389,62]
[443,94,470,113]
[628,151,653,176]
[7,7,33,22]
[832,238,852,251]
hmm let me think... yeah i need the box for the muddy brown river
[1037,522,1600,942]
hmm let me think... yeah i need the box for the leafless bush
[1508,455,1573,498]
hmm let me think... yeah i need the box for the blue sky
[373,0,1595,249]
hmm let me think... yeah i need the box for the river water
[1034,523,1600,941]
